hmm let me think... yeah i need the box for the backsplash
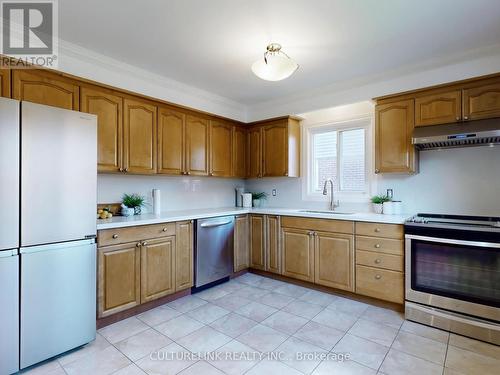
[98,174,244,213]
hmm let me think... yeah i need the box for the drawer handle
[374,228,381,233]
[374,244,381,248]
[374,259,381,264]
[112,234,118,239]
[375,274,382,280]
[162,227,168,232]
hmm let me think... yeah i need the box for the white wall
[98,174,244,212]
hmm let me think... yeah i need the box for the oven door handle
[405,234,500,248]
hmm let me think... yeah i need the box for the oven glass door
[410,237,500,308]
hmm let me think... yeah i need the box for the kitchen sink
[299,210,355,215]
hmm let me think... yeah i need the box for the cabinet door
[266,215,281,274]
[186,114,209,176]
[415,90,461,126]
[158,107,185,175]
[314,232,354,291]
[210,120,232,177]
[262,123,288,177]
[282,228,314,282]
[175,220,193,291]
[12,70,79,110]
[247,127,262,178]
[232,126,247,178]
[375,99,416,174]
[123,98,157,174]
[249,215,266,270]
[141,236,176,303]
[234,215,249,272]
[98,242,140,317]
[0,69,11,97]
[81,86,123,173]
[463,82,500,121]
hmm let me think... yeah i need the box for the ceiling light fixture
[251,43,299,81]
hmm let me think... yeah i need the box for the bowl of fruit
[97,208,113,220]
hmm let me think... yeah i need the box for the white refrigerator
[0,98,98,372]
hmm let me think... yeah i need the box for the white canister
[383,201,402,215]
[235,187,245,207]
[242,193,252,208]
[152,189,161,215]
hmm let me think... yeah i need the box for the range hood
[412,118,500,150]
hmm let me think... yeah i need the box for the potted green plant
[251,192,268,208]
[122,193,146,215]
[371,194,391,214]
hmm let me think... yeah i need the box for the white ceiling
[60,0,500,109]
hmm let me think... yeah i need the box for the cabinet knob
[190,220,194,224]
[136,242,141,247]
[209,172,213,176]
[162,227,168,232]
[119,168,124,172]
[464,116,469,120]
[374,228,381,233]
[141,241,148,246]
[308,231,314,236]
[455,116,460,121]
[375,259,381,264]
[375,274,382,280]
[187,171,191,175]
[375,169,380,174]
[112,234,118,239]
[375,244,381,248]
[124,168,129,172]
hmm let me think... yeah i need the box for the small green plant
[122,193,146,208]
[251,192,268,200]
[371,194,391,204]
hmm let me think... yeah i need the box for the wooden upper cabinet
[232,126,247,178]
[158,107,185,175]
[234,215,249,272]
[185,114,209,176]
[210,119,232,177]
[249,214,266,270]
[123,98,157,174]
[0,69,11,97]
[415,90,461,126]
[175,220,193,291]
[262,122,288,177]
[81,86,123,173]
[247,127,262,178]
[12,70,79,110]
[375,99,416,174]
[463,81,500,121]
[140,236,176,303]
[282,227,314,282]
[314,232,354,292]
[266,215,281,274]
[97,242,141,318]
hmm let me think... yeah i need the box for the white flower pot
[372,203,383,214]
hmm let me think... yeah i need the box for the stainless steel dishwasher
[195,216,234,288]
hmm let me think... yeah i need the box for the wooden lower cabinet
[175,220,194,291]
[281,228,314,282]
[250,215,266,270]
[314,232,354,292]
[98,242,141,318]
[266,215,281,274]
[234,215,249,272]
[0,69,11,97]
[140,236,176,303]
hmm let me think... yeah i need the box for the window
[305,118,371,200]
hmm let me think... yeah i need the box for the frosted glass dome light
[251,43,299,81]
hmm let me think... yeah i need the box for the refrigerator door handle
[20,239,96,254]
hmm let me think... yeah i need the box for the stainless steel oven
[404,214,500,345]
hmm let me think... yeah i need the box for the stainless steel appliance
[195,216,234,288]
[0,97,98,372]
[405,213,500,345]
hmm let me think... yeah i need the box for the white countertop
[97,207,411,230]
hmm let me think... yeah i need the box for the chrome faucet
[322,179,339,210]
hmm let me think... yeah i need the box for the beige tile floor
[22,273,500,375]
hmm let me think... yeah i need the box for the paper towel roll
[152,189,161,215]
[242,193,252,208]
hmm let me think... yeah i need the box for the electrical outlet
[272,189,277,196]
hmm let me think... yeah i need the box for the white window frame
[302,117,374,203]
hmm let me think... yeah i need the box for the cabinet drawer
[356,250,403,272]
[355,222,403,239]
[281,216,354,234]
[356,236,403,255]
[98,223,176,247]
[356,265,404,304]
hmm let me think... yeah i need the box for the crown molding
[58,39,248,121]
